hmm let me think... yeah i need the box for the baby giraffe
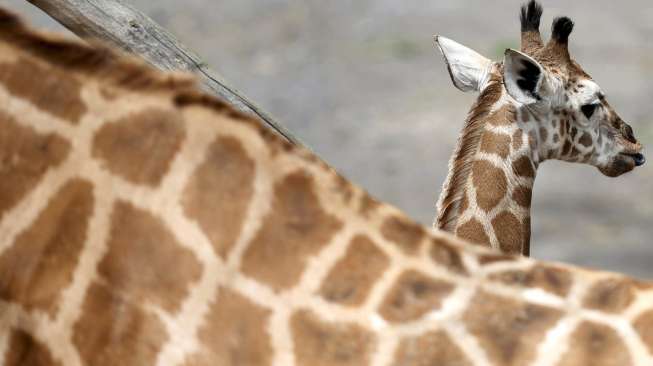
[434,0,644,256]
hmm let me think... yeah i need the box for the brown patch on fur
[478,254,517,265]
[459,191,469,212]
[392,330,472,366]
[430,238,468,275]
[492,211,523,254]
[556,321,631,366]
[480,131,511,158]
[570,127,578,140]
[539,127,548,142]
[0,179,92,316]
[0,111,70,220]
[512,156,535,178]
[512,129,523,151]
[241,171,342,291]
[0,57,86,123]
[579,132,593,147]
[378,270,454,323]
[456,218,491,247]
[472,160,508,211]
[5,329,61,366]
[523,216,531,256]
[463,290,562,366]
[73,282,168,366]
[553,133,560,143]
[488,264,573,297]
[100,200,202,313]
[488,104,517,126]
[380,215,426,255]
[319,235,390,306]
[291,309,375,366]
[435,76,503,231]
[633,310,653,355]
[359,194,381,217]
[183,136,255,259]
[184,287,273,366]
[92,107,185,186]
[561,139,572,156]
[582,278,635,313]
[512,185,532,207]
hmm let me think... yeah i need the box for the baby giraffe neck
[437,86,540,256]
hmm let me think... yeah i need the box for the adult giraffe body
[434,1,645,256]
[0,5,653,366]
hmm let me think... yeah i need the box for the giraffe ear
[435,36,492,92]
[503,49,550,104]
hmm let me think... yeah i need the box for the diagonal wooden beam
[25,0,306,147]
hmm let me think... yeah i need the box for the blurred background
[4,0,653,278]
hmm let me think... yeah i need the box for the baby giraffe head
[436,0,645,177]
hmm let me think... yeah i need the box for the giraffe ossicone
[434,0,645,256]
[0,3,652,366]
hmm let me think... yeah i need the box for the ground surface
[6,0,653,278]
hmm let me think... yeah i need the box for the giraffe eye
[581,103,598,119]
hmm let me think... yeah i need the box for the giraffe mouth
[621,153,646,167]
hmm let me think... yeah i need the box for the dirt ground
[7,0,653,278]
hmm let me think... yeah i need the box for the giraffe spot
[430,238,468,275]
[471,160,507,212]
[0,111,70,220]
[183,136,255,259]
[184,287,273,366]
[478,254,516,265]
[73,282,168,366]
[0,179,92,316]
[520,110,529,123]
[488,264,573,297]
[380,215,426,255]
[480,131,511,158]
[463,290,562,366]
[241,172,342,291]
[561,139,572,156]
[633,310,653,355]
[512,129,523,151]
[291,309,375,366]
[512,156,535,178]
[92,107,185,186]
[579,132,593,147]
[539,127,548,142]
[553,133,560,143]
[99,200,202,313]
[358,194,381,217]
[0,58,86,123]
[378,270,454,323]
[582,278,635,313]
[4,329,60,366]
[456,218,491,247]
[523,216,531,256]
[558,119,565,137]
[319,235,390,306]
[556,321,631,366]
[487,104,516,126]
[569,145,581,158]
[492,211,523,254]
[391,330,472,366]
[512,186,532,207]
[570,127,578,140]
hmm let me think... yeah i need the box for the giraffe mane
[435,70,503,231]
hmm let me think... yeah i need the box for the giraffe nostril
[633,153,646,166]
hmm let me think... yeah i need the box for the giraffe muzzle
[633,153,646,166]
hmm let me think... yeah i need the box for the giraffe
[434,0,645,256]
[1,6,653,366]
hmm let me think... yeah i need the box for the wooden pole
[25,0,305,147]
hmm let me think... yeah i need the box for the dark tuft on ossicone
[520,0,543,32]
[551,17,574,43]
